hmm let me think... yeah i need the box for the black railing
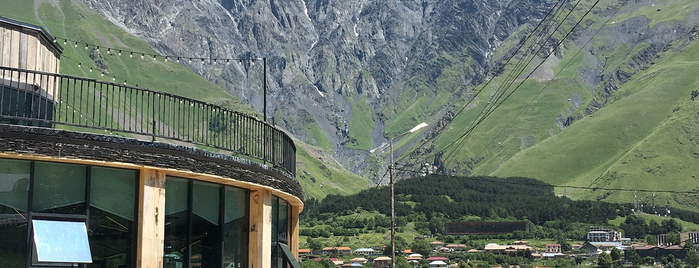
[0,66,296,177]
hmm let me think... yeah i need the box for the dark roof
[0,15,63,54]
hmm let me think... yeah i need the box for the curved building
[0,16,302,268]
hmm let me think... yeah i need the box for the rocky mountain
[77,0,557,177]
[4,0,698,208]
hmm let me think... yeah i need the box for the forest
[301,175,699,238]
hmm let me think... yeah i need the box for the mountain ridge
[2,0,698,208]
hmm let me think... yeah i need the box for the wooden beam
[290,205,301,258]
[10,30,19,69]
[136,168,166,268]
[2,28,12,67]
[248,189,272,268]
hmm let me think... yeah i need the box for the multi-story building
[0,16,302,268]
[545,244,562,253]
[587,227,622,242]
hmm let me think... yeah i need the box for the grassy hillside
[492,30,699,211]
[0,0,371,200]
[296,142,372,199]
[417,0,699,211]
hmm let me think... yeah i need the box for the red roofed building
[427,256,449,262]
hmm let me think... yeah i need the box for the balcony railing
[0,66,296,177]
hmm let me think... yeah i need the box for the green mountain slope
[493,41,699,211]
[0,0,371,200]
[418,0,699,210]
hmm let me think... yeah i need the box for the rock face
[79,0,556,173]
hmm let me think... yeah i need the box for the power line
[449,0,569,121]
[401,0,572,175]
[474,0,630,162]
[441,0,586,165]
[421,0,574,165]
[440,0,604,168]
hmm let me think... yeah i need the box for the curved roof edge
[0,124,303,200]
[0,15,63,54]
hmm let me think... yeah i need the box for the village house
[428,260,448,268]
[430,241,445,250]
[355,247,377,256]
[446,244,468,253]
[322,246,352,255]
[373,256,391,268]
[484,243,532,256]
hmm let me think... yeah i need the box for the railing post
[151,92,156,142]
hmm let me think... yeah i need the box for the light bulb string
[54,36,263,64]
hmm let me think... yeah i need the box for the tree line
[301,175,699,237]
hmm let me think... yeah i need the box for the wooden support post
[290,205,301,258]
[136,168,166,268]
[249,190,272,268]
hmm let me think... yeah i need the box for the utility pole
[389,122,427,268]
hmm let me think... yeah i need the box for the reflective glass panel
[223,187,247,268]
[33,161,86,214]
[191,181,220,268]
[88,167,136,268]
[0,158,30,267]
[164,177,189,268]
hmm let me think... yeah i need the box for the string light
[57,36,266,67]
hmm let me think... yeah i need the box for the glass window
[33,161,86,214]
[32,219,92,264]
[0,158,30,267]
[164,177,249,268]
[278,199,288,243]
[88,167,137,268]
[223,186,248,268]
[271,196,290,268]
[164,177,189,268]
[192,181,220,268]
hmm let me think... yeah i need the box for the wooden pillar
[290,205,301,258]
[249,189,272,268]
[136,168,166,268]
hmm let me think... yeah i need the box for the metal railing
[0,66,296,177]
